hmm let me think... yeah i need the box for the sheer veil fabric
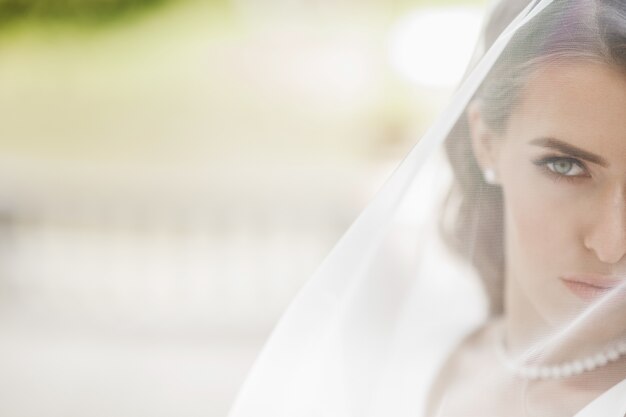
[228,0,626,416]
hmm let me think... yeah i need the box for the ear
[467,99,501,178]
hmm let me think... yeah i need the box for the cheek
[498,159,579,275]
[506,183,558,269]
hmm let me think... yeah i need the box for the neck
[503,272,551,359]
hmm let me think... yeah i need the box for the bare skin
[427,60,626,416]
[426,318,626,417]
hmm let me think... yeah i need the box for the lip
[560,274,626,301]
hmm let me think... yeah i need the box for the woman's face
[474,60,626,351]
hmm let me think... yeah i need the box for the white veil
[228,1,626,416]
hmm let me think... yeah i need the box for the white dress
[575,378,626,417]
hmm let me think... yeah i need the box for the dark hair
[442,0,626,315]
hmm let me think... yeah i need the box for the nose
[584,186,626,264]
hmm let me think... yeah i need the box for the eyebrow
[530,137,608,167]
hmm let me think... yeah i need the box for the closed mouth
[560,275,625,301]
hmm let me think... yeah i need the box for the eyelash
[532,155,590,183]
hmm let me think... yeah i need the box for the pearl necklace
[495,331,626,380]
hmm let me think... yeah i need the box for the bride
[229,0,626,416]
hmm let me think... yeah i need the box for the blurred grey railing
[0,187,358,334]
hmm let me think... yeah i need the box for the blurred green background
[0,0,488,416]
[0,0,168,25]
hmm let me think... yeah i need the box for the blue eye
[546,159,585,176]
[532,156,590,181]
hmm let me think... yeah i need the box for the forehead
[506,60,626,161]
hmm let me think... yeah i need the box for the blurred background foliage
[0,1,488,416]
[0,0,483,28]
[0,0,171,26]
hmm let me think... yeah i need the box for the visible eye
[532,156,590,181]
[546,158,585,176]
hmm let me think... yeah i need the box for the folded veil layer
[228,1,626,416]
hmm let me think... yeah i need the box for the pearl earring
[483,168,498,185]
